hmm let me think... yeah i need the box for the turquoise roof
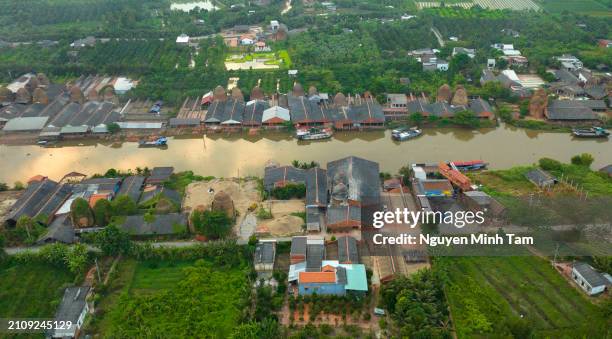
[344,264,368,291]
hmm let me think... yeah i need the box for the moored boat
[296,127,333,140]
[392,127,422,141]
[138,136,168,147]
[450,160,488,171]
[572,127,610,138]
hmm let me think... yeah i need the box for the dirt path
[431,27,445,47]
[281,0,292,14]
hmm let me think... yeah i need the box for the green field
[93,259,249,338]
[0,263,74,318]
[436,255,609,338]
[539,0,611,16]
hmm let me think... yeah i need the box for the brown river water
[1,125,610,184]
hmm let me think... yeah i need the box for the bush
[538,157,562,171]
[13,181,25,190]
[0,182,8,191]
[93,198,113,226]
[570,153,594,167]
[71,198,94,227]
[271,183,306,200]
[94,224,132,256]
[191,210,233,240]
[129,240,246,267]
[107,122,120,134]
[111,195,138,216]
[454,110,480,128]
[256,207,273,219]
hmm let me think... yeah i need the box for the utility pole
[95,258,102,283]
[552,243,560,267]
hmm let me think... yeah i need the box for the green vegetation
[571,153,595,167]
[540,0,611,16]
[472,155,612,197]
[71,197,94,227]
[90,224,133,256]
[93,198,113,226]
[270,183,306,200]
[225,50,291,68]
[102,259,249,338]
[256,206,273,219]
[191,209,233,239]
[110,195,138,216]
[0,3,609,109]
[291,160,319,169]
[9,215,47,245]
[0,262,75,320]
[435,255,610,337]
[379,269,450,337]
[163,170,212,194]
[107,122,120,134]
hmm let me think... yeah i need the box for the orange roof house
[298,271,336,284]
[88,193,111,208]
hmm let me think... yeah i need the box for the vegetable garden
[436,255,609,338]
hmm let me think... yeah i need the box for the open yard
[88,259,249,338]
[0,263,74,319]
[224,49,292,70]
[183,178,261,235]
[436,255,609,338]
[256,199,305,237]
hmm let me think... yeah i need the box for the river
[0,125,610,183]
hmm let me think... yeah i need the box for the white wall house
[176,34,189,45]
[572,262,608,296]
[436,62,449,71]
[52,286,91,338]
[241,38,254,45]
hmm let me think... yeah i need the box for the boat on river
[392,127,422,141]
[572,127,609,138]
[296,127,333,140]
[450,160,488,171]
[138,136,168,147]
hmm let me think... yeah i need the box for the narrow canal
[1,125,610,183]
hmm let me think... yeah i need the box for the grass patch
[0,262,74,319]
[547,163,612,197]
[436,255,609,337]
[164,171,213,195]
[130,260,193,294]
[98,259,249,338]
[277,49,292,68]
[469,166,536,197]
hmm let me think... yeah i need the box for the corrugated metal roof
[2,116,49,131]
[338,236,359,264]
[263,166,305,190]
[116,121,163,129]
[573,262,607,287]
[118,213,188,235]
[60,125,89,134]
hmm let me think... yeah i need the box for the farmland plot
[436,255,609,338]
[539,0,611,15]
[474,0,540,10]
[416,0,540,10]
